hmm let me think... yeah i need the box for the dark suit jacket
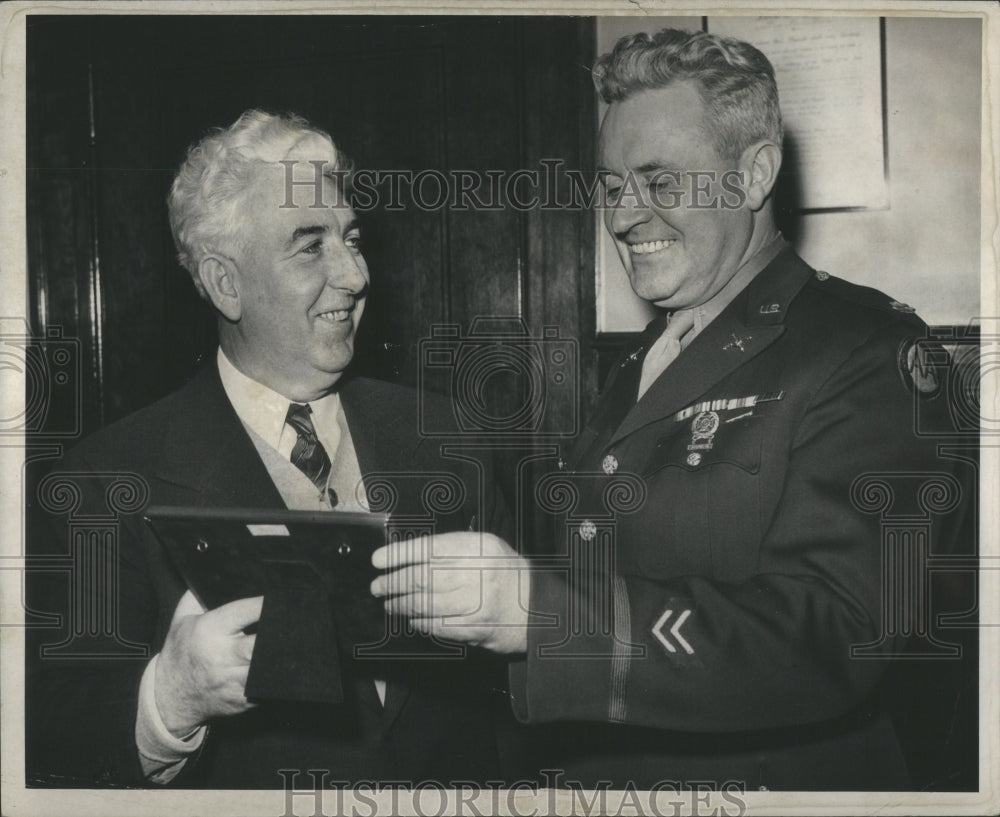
[26,362,522,788]
[510,247,958,790]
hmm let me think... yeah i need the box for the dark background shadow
[774,131,804,246]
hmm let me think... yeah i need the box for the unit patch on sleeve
[897,339,943,398]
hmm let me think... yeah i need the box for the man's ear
[741,141,782,212]
[196,254,242,321]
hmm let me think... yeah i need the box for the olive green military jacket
[511,246,959,790]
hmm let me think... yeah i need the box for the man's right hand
[154,591,263,737]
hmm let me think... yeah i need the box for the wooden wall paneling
[90,22,182,423]
[24,19,105,652]
[434,19,532,436]
[442,18,524,324]
[516,18,597,551]
[520,17,598,436]
[26,17,105,435]
[574,21,600,422]
[328,35,452,387]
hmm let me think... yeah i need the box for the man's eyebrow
[596,163,683,179]
[342,217,361,234]
[634,161,683,175]
[287,224,328,249]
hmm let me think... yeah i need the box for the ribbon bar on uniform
[674,391,785,422]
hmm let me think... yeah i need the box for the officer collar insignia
[621,345,646,368]
[723,333,753,352]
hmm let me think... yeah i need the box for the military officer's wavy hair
[593,28,783,162]
[168,109,352,299]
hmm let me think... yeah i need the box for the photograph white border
[1,2,996,815]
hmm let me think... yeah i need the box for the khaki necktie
[637,309,696,400]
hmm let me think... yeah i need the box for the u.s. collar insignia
[688,410,719,451]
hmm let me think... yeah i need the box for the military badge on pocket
[688,411,720,451]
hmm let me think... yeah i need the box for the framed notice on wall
[707,16,888,212]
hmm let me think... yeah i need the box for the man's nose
[325,245,368,294]
[608,188,652,237]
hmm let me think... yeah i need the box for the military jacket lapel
[569,317,666,466]
[591,316,668,430]
[608,247,813,448]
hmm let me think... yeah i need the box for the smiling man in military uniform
[373,28,951,790]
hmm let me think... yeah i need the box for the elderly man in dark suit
[27,110,516,788]
[374,28,957,790]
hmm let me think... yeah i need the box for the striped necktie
[285,402,335,503]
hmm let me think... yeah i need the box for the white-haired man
[28,110,520,788]
[373,29,956,790]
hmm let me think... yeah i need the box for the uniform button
[686,452,702,467]
[814,270,829,281]
[579,519,597,541]
[602,454,619,475]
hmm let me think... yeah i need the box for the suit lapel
[339,376,419,477]
[153,363,285,509]
[339,376,417,723]
[609,247,814,447]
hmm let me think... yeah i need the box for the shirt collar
[679,232,787,344]
[216,348,341,452]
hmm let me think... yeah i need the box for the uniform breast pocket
[637,415,764,582]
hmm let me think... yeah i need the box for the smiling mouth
[629,239,678,255]
[316,308,353,324]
